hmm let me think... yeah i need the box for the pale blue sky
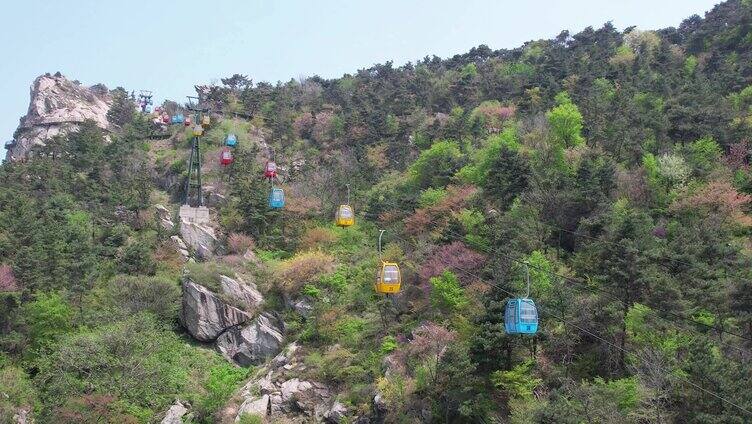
[1,0,720,143]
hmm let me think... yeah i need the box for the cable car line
[380,227,752,416]
[362,221,752,416]
[359,200,752,344]
[366,214,751,356]
[431,223,752,347]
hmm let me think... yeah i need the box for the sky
[0,0,721,143]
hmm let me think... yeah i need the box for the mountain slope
[2,1,752,423]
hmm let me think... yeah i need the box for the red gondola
[184,116,192,127]
[161,113,170,124]
[220,148,234,166]
[264,161,277,179]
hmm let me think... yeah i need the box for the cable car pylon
[185,97,207,205]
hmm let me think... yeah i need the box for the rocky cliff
[6,72,112,161]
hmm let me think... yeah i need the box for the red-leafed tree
[419,241,486,283]
[671,180,752,226]
[405,185,478,235]
[725,140,749,171]
[0,265,18,292]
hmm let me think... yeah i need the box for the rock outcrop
[231,342,350,423]
[216,313,284,366]
[155,204,175,231]
[6,73,112,161]
[220,275,263,311]
[160,400,189,424]
[179,219,217,259]
[180,280,251,342]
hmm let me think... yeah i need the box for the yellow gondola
[375,230,401,294]
[336,184,355,227]
[192,124,204,137]
[336,205,354,227]
[201,115,211,128]
[375,261,401,294]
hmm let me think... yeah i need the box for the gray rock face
[160,401,189,424]
[230,343,348,423]
[179,219,218,259]
[7,73,112,161]
[170,235,190,259]
[180,280,251,342]
[155,204,175,231]
[220,275,263,311]
[285,295,314,317]
[324,401,348,423]
[12,408,31,424]
[216,313,284,366]
[235,394,270,419]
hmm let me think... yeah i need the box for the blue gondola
[226,133,237,147]
[172,114,185,124]
[504,298,538,334]
[145,105,152,113]
[269,188,285,209]
[504,263,539,335]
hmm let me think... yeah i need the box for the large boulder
[12,408,31,424]
[220,275,263,311]
[160,400,189,424]
[170,235,190,259]
[229,343,344,422]
[180,280,251,342]
[7,73,112,161]
[324,401,348,423]
[179,219,218,259]
[155,204,175,230]
[235,394,270,420]
[216,313,284,366]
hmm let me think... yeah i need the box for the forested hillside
[2,0,752,422]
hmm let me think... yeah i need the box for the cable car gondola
[201,115,211,129]
[162,114,170,124]
[192,124,204,137]
[335,185,354,227]
[269,187,285,209]
[375,230,401,294]
[336,205,354,227]
[184,116,192,127]
[226,133,237,147]
[504,263,539,335]
[264,161,277,180]
[172,113,185,124]
[220,148,233,166]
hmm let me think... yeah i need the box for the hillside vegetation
[2,1,752,423]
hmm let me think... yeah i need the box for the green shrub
[185,262,236,293]
[0,366,38,423]
[380,335,398,354]
[89,275,180,323]
[418,188,448,208]
[409,140,463,189]
[196,363,250,418]
[116,242,156,275]
[687,136,722,177]
[20,292,74,359]
[547,91,584,148]
[318,267,348,292]
[238,413,264,424]
[302,284,322,299]
[429,271,468,312]
[274,251,336,294]
[490,360,541,399]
